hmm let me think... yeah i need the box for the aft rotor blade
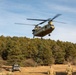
[53,21,67,24]
[15,23,36,26]
[51,14,61,21]
[27,18,46,21]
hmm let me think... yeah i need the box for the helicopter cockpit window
[32,29,35,34]
[32,29,35,32]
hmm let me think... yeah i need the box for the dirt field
[0,64,76,75]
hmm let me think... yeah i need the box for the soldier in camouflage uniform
[48,65,56,75]
[66,63,73,75]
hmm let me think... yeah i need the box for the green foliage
[52,44,65,64]
[0,36,76,66]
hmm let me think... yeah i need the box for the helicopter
[15,14,65,38]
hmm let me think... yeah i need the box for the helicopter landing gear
[48,34,51,36]
[41,37,43,39]
[33,35,35,38]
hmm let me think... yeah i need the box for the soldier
[48,65,56,75]
[66,63,73,75]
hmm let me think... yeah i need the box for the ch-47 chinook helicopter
[15,14,65,38]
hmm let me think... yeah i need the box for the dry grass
[0,64,76,75]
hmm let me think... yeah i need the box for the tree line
[0,35,76,66]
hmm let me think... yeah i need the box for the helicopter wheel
[48,34,51,36]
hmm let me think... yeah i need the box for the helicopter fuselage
[15,14,61,38]
[32,24,55,37]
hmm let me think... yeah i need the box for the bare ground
[0,64,76,75]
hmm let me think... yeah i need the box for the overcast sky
[0,0,76,43]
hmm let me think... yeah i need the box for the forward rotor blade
[15,23,36,26]
[51,14,61,21]
[37,21,46,25]
[27,18,51,25]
